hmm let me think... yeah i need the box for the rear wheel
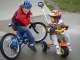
[0,33,21,60]
[30,22,47,43]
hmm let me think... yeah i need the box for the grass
[44,0,53,10]
[45,0,80,12]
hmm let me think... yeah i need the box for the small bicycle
[37,2,70,57]
[0,22,47,60]
[42,25,70,57]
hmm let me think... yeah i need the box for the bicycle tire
[0,33,21,60]
[30,22,47,43]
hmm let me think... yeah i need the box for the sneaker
[68,46,72,52]
[56,46,62,55]
[67,43,72,52]
[28,44,37,52]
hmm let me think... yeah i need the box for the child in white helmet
[48,9,72,55]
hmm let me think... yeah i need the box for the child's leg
[61,31,70,42]
[25,29,35,45]
[50,35,59,46]
[24,27,36,52]
[50,35,61,54]
[61,31,72,51]
[17,26,35,44]
[17,26,36,51]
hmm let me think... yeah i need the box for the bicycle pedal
[23,39,28,44]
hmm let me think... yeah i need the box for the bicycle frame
[47,25,68,48]
[57,33,67,47]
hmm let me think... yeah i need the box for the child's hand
[48,23,56,28]
[64,25,69,30]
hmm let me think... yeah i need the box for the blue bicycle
[0,22,47,60]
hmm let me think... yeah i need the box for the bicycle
[0,22,47,60]
[42,25,70,57]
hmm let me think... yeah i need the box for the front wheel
[41,41,48,52]
[61,47,69,58]
[0,33,21,60]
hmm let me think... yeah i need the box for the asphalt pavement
[0,0,80,60]
[0,14,80,60]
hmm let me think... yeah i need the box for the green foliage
[45,0,80,12]
[53,0,80,12]
[44,0,53,10]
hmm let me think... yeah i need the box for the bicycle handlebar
[47,25,68,33]
[29,23,39,34]
[8,22,39,33]
[8,23,14,27]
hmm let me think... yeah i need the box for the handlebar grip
[8,23,13,27]
[62,25,68,30]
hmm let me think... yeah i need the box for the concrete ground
[0,0,80,60]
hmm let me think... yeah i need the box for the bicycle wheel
[30,22,47,43]
[0,33,21,60]
[41,41,48,52]
[61,47,69,57]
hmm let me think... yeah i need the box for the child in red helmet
[48,10,72,55]
[11,1,36,52]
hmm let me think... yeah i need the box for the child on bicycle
[48,9,72,55]
[11,0,36,52]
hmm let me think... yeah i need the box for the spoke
[2,35,18,58]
